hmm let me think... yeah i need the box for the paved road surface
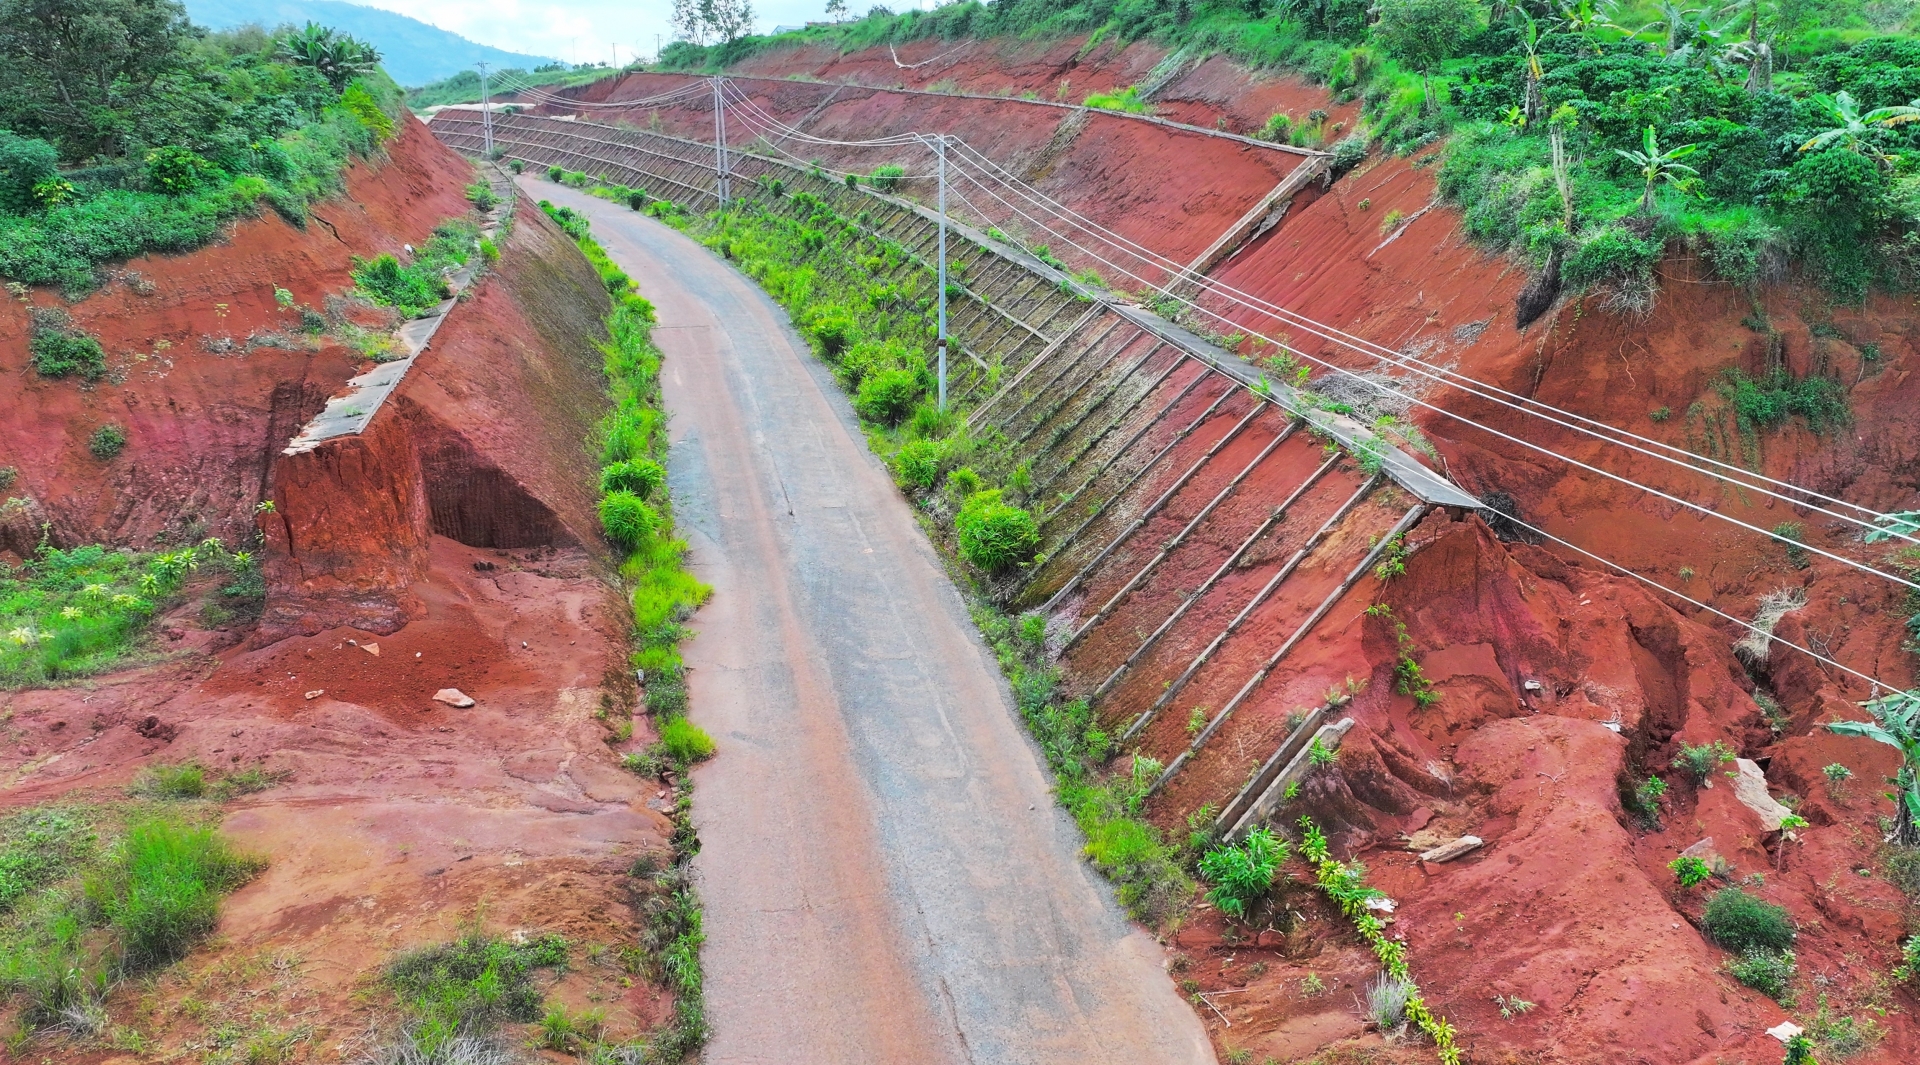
[525,181,1215,1065]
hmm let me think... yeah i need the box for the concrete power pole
[711,77,730,207]
[934,134,948,412]
[476,62,494,157]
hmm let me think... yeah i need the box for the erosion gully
[525,180,1214,1065]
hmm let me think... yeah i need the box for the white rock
[1767,1021,1805,1042]
[433,688,475,708]
[1732,758,1794,832]
[1419,836,1484,863]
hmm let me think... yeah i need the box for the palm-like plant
[1614,126,1703,214]
[1637,0,1712,54]
[276,22,382,91]
[1513,11,1561,124]
[1828,689,1920,845]
[1800,90,1920,164]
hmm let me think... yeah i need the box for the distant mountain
[183,0,558,87]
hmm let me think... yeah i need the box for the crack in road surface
[527,180,1215,1065]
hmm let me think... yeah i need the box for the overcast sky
[350,0,921,67]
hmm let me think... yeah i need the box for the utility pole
[711,77,730,208]
[934,134,948,412]
[476,62,494,158]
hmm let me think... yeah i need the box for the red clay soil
[0,118,473,556]
[667,35,1920,1064]
[2,127,670,1058]
[501,64,1314,273]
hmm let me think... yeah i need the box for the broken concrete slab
[1732,758,1794,832]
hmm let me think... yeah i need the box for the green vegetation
[1198,827,1289,920]
[133,762,207,800]
[1298,816,1462,1064]
[1828,688,1920,844]
[1670,854,1713,887]
[375,931,568,1058]
[657,0,1920,304]
[1673,738,1738,782]
[1730,946,1797,1000]
[1703,886,1796,952]
[545,203,711,1059]
[405,62,618,111]
[0,3,404,290]
[27,315,106,381]
[0,806,262,1044]
[1,538,259,687]
[350,218,484,317]
[87,424,127,460]
[1084,85,1153,113]
[955,489,1042,572]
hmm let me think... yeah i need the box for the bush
[893,437,942,489]
[599,490,661,550]
[547,165,564,181]
[1669,855,1712,888]
[350,253,447,314]
[867,164,906,191]
[601,458,666,500]
[657,715,716,764]
[1198,828,1288,921]
[144,146,217,194]
[84,818,261,970]
[29,326,107,381]
[0,130,59,213]
[464,181,498,210]
[1730,947,1796,1001]
[806,306,859,359]
[853,367,922,425]
[1673,739,1737,783]
[88,424,127,460]
[1703,887,1795,953]
[955,490,1040,573]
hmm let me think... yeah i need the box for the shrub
[1257,113,1293,142]
[0,130,59,213]
[806,307,858,359]
[88,424,127,460]
[867,164,906,191]
[339,83,396,141]
[29,326,107,381]
[1673,739,1736,783]
[601,458,666,500]
[1198,828,1288,921]
[507,159,525,174]
[946,466,982,497]
[1703,887,1795,953]
[1730,947,1796,1001]
[84,817,261,970]
[134,762,206,799]
[547,165,564,181]
[955,490,1040,572]
[599,490,661,550]
[657,715,716,764]
[464,182,498,210]
[350,253,447,314]
[1669,855,1712,888]
[853,367,922,425]
[893,437,942,489]
[143,147,217,194]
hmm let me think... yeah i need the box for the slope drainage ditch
[431,110,1481,833]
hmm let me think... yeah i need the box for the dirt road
[527,182,1214,1064]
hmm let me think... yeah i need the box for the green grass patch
[0,539,260,687]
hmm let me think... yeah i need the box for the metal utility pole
[934,134,948,412]
[476,62,494,157]
[711,77,730,208]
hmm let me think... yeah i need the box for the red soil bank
[672,36,1920,1063]
[260,198,612,639]
[0,119,472,555]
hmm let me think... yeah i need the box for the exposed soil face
[2,129,666,1058]
[0,119,475,556]
[642,36,1920,1064]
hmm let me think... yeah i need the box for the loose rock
[433,688,475,708]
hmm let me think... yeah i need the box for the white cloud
[351,0,869,67]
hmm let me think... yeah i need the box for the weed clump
[1197,828,1288,921]
[28,323,107,382]
[954,490,1039,573]
[87,424,127,460]
[657,716,717,764]
[1703,887,1795,953]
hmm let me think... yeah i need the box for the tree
[826,0,849,19]
[0,129,59,213]
[0,0,196,159]
[1614,125,1702,214]
[674,0,756,45]
[275,22,382,91]
[1800,90,1920,165]
[1372,0,1480,108]
[1828,689,1920,846]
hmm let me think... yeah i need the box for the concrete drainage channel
[283,167,517,455]
[429,109,1480,830]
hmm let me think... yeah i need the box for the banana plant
[1828,688,1920,845]
[1800,90,1920,165]
[1512,10,1559,124]
[276,22,382,91]
[1636,0,1713,55]
[1614,125,1703,215]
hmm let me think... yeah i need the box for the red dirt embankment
[687,36,1920,1064]
[508,64,1315,272]
[0,118,472,555]
[3,124,670,1057]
